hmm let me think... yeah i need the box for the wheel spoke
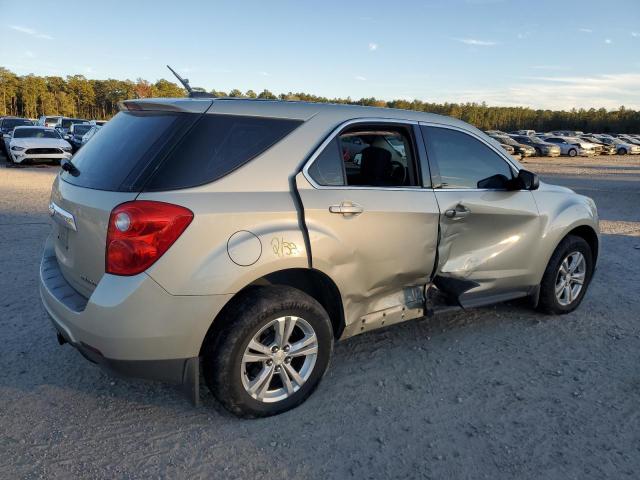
[560,259,569,275]
[565,284,573,303]
[289,334,318,357]
[248,365,275,397]
[279,367,294,394]
[248,339,272,356]
[243,352,271,363]
[555,280,565,295]
[282,316,297,346]
[572,272,585,285]
[284,363,304,386]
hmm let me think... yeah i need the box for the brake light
[106,201,193,276]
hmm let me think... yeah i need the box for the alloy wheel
[555,251,586,306]
[241,316,318,403]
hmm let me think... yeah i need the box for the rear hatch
[51,99,212,298]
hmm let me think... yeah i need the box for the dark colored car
[0,117,34,154]
[511,135,561,157]
[489,134,536,157]
[68,123,93,151]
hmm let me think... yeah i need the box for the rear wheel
[203,286,333,418]
[617,148,627,155]
[538,235,593,314]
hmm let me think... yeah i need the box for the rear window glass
[2,118,32,129]
[61,119,87,128]
[61,111,195,191]
[60,111,302,192]
[144,114,302,191]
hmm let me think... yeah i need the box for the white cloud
[455,38,497,46]
[24,50,35,58]
[259,71,270,76]
[632,32,640,38]
[368,42,378,51]
[579,28,593,33]
[355,75,367,81]
[9,25,53,40]
[605,38,613,44]
[447,73,640,110]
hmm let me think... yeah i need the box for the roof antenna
[166,65,213,98]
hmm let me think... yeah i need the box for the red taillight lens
[106,201,193,276]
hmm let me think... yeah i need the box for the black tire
[617,148,627,155]
[568,148,577,157]
[203,286,334,418]
[538,235,594,315]
[534,147,542,156]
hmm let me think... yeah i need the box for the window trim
[302,118,428,191]
[419,122,521,192]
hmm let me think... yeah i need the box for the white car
[7,126,73,164]
[594,135,640,155]
[543,136,596,157]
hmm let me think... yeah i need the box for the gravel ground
[1,154,639,479]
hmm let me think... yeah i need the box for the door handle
[444,205,470,220]
[329,202,364,216]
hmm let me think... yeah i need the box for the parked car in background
[551,130,584,137]
[577,135,615,155]
[594,135,640,155]
[511,135,561,157]
[80,125,102,146]
[543,137,596,157]
[6,126,72,164]
[1,117,34,154]
[54,117,89,137]
[484,129,509,136]
[511,129,536,136]
[68,123,94,152]
[489,134,536,157]
[89,120,108,126]
[37,116,63,128]
[615,134,640,146]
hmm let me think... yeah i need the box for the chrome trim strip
[49,201,77,231]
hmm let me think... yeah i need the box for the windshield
[2,118,33,129]
[73,124,92,135]
[494,135,518,146]
[61,118,88,129]
[13,128,60,139]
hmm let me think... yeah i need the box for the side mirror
[517,169,539,190]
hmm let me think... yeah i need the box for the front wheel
[617,148,627,155]
[538,235,594,314]
[203,286,334,418]
[568,148,577,157]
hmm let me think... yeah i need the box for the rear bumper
[39,235,232,394]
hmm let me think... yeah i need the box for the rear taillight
[106,201,193,276]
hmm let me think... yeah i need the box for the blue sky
[2,0,640,110]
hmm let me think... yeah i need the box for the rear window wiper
[61,158,80,176]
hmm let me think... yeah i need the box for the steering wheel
[390,160,407,185]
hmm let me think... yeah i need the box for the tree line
[1,67,638,133]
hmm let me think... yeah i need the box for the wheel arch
[199,268,345,356]
[566,224,599,264]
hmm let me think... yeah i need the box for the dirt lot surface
[1,155,639,479]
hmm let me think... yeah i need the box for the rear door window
[145,114,302,191]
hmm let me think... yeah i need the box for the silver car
[40,98,599,417]
[595,135,640,155]
[543,136,596,157]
